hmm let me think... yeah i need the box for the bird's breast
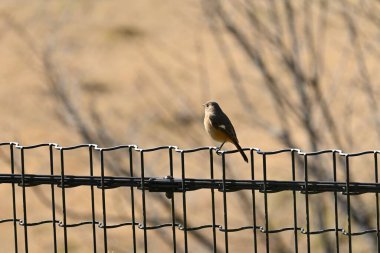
[204,116,229,142]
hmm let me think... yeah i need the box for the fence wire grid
[0,142,380,253]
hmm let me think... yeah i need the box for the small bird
[203,101,248,163]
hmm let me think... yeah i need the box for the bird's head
[203,101,221,114]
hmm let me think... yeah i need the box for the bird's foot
[215,147,223,156]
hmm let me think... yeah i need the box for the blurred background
[1,0,380,252]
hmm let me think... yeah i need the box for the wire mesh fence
[0,142,379,253]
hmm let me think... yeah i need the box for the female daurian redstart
[203,101,248,163]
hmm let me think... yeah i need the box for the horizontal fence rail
[1,174,380,194]
[0,143,379,253]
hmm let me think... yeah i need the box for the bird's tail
[234,142,248,163]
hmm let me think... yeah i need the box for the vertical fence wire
[60,149,68,253]
[140,151,148,253]
[20,148,28,253]
[89,146,97,253]
[10,144,18,253]
[304,154,311,253]
[291,150,298,253]
[375,152,380,252]
[169,147,177,253]
[332,151,340,253]
[49,145,58,253]
[262,153,269,253]
[209,149,217,253]
[250,149,258,253]
[345,156,352,253]
[100,150,108,253]
[221,153,229,253]
[129,147,137,253]
[180,151,188,253]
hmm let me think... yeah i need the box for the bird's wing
[209,113,238,142]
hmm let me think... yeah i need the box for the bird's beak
[202,103,206,107]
